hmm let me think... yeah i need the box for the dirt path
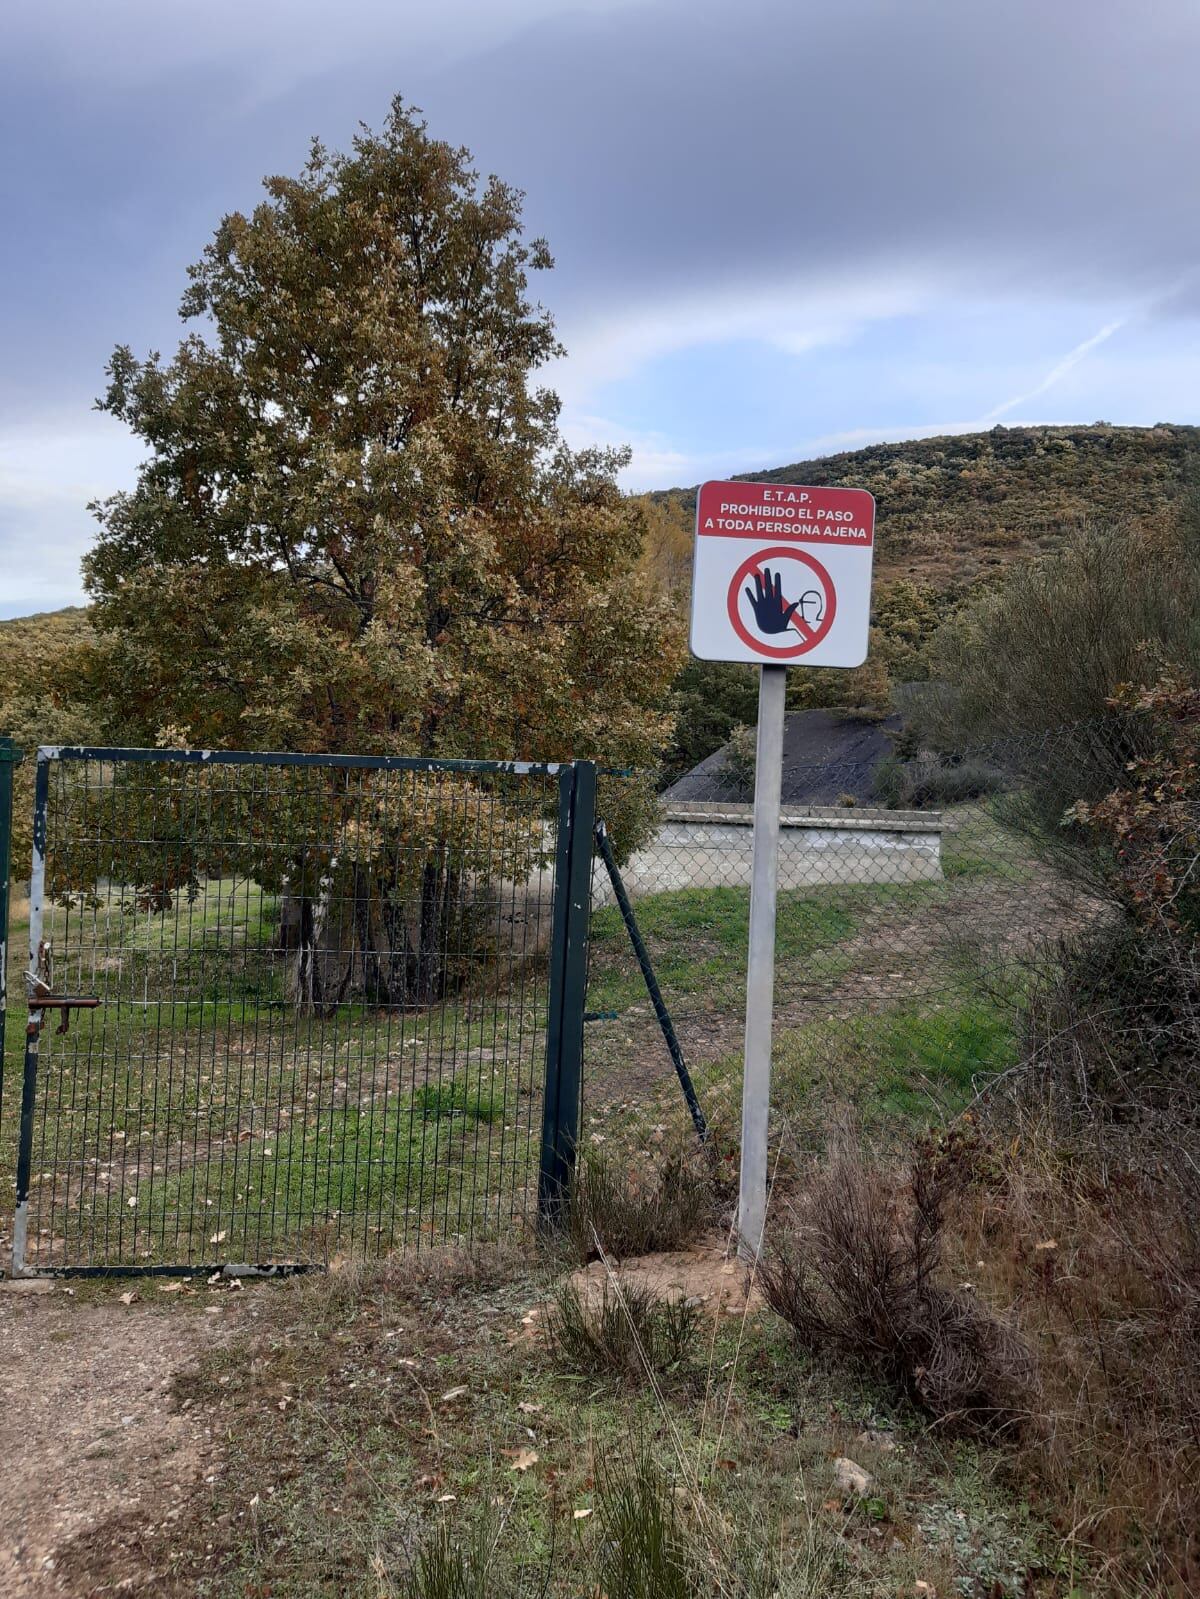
[0,1281,246,1597]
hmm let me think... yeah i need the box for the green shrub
[873,752,1005,809]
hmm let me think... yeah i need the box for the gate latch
[25,941,101,1036]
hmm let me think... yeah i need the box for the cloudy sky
[3,0,1199,616]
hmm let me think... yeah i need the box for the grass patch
[544,1276,700,1387]
[586,886,857,1014]
[413,1081,503,1124]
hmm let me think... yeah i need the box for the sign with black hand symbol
[689,480,875,667]
[686,478,877,1265]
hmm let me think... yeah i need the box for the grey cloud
[422,0,1200,321]
[3,1,1198,421]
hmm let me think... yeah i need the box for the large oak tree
[83,102,682,1006]
[87,99,679,769]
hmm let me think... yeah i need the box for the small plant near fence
[544,1275,701,1386]
[567,1146,715,1261]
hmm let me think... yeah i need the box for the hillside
[642,423,1200,592]
[0,606,91,650]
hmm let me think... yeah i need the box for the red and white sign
[689,480,876,667]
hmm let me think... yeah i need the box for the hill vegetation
[4,425,1199,790]
[641,424,1200,777]
[639,422,1200,593]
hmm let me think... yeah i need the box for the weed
[409,1512,500,1599]
[412,1081,501,1123]
[406,1505,555,1599]
[594,1448,695,1598]
[544,1276,700,1386]
[567,1145,714,1260]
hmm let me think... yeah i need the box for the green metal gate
[4,745,594,1277]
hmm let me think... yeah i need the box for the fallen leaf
[158,1281,184,1294]
[440,1386,468,1403]
[119,1290,138,1306]
[1035,1238,1058,1251]
[437,1493,457,1503]
[209,1230,228,1245]
[573,1507,593,1521]
[517,1401,543,1415]
[504,1447,539,1472]
[126,1194,137,1208]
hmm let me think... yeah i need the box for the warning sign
[689,480,875,667]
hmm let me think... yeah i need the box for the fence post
[0,736,20,1153]
[538,760,597,1228]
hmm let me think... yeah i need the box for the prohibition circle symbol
[726,544,838,659]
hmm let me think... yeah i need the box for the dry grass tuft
[544,1276,700,1386]
[568,1145,714,1261]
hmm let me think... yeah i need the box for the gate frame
[9,744,590,1277]
[0,736,20,1166]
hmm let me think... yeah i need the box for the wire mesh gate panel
[11,748,583,1274]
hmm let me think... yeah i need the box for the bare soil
[0,1281,249,1597]
[568,1234,761,1316]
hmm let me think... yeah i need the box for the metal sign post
[688,479,876,1262]
[738,665,786,1259]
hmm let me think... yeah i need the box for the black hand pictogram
[745,566,800,635]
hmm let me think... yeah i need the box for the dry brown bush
[759,1131,1034,1434]
[960,1114,1200,1594]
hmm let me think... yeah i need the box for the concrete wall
[597,803,944,903]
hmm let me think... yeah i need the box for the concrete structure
[599,800,945,902]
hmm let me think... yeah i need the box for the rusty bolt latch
[25,942,100,1036]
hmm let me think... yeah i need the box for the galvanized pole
[738,666,786,1262]
[0,736,20,1147]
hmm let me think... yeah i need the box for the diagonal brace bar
[593,820,708,1145]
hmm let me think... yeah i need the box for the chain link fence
[2,713,1183,1272]
[582,718,1134,1157]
